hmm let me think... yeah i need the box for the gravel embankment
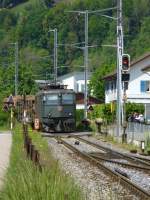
[63,137,150,194]
[47,137,139,200]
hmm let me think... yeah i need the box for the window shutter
[141,81,146,92]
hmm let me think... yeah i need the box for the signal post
[122,54,130,143]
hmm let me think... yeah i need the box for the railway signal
[122,54,130,72]
[121,54,130,143]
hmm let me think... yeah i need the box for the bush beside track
[0,124,83,200]
[0,110,9,130]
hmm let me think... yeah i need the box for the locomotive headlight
[69,112,72,116]
[57,106,63,112]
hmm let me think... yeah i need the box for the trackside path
[0,132,12,189]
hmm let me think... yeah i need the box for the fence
[102,122,150,142]
[22,124,42,170]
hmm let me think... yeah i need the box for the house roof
[35,80,50,84]
[103,71,116,80]
[130,52,150,66]
[103,52,150,80]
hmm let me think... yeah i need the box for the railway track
[55,136,150,199]
[131,154,150,163]
[88,152,150,171]
[73,136,150,168]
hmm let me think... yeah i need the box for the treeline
[0,0,150,101]
[0,0,54,8]
[0,0,28,8]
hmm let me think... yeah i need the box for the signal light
[122,54,130,72]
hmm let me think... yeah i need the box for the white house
[58,71,91,93]
[58,72,102,109]
[104,52,150,105]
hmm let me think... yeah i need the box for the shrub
[88,104,104,119]
[88,104,116,124]
[0,110,9,126]
[76,109,84,122]
[90,102,144,123]
[76,109,84,131]
[126,102,144,119]
[145,132,150,151]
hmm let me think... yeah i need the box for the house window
[111,81,113,91]
[114,81,116,90]
[105,82,109,91]
[140,81,150,92]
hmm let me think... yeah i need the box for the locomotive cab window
[45,95,58,105]
[62,94,74,104]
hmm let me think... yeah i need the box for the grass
[0,122,10,131]
[0,124,83,200]
[0,126,9,131]
[145,132,150,152]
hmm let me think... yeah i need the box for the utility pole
[49,28,58,85]
[54,28,58,85]
[15,42,19,96]
[84,10,88,119]
[66,10,89,119]
[116,0,123,138]
[67,7,117,120]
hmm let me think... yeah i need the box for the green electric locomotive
[34,84,76,132]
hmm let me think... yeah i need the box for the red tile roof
[76,93,103,104]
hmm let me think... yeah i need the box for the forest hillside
[0,0,150,100]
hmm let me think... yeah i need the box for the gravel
[63,137,106,154]
[47,137,140,200]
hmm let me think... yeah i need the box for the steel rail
[131,155,150,163]
[55,137,150,199]
[74,136,150,168]
[89,153,150,171]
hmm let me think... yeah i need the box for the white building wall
[59,72,91,109]
[60,72,90,92]
[76,104,84,109]
[61,77,75,91]
[127,57,150,103]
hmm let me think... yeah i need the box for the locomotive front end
[35,88,76,132]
